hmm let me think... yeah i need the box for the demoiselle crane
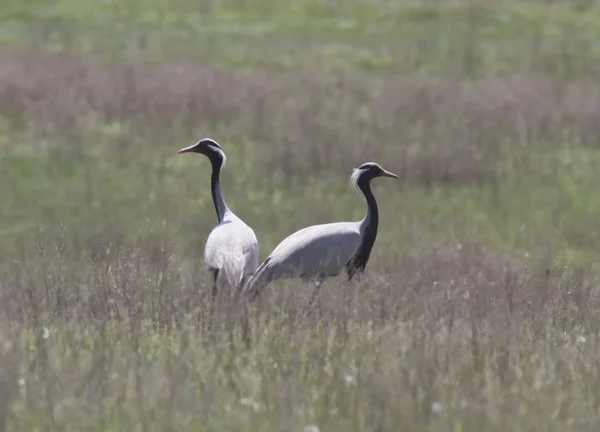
[242,162,398,307]
[177,138,259,307]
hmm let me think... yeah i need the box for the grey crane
[242,162,397,307]
[177,138,259,306]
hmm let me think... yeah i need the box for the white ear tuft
[350,168,362,192]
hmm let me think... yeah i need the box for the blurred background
[2,0,600,430]
[3,0,600,263]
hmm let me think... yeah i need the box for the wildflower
[240,397,260,412]
[344,364,357,385]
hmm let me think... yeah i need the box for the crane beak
[176,144,196,154]
[381,169,399,179]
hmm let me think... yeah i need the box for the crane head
[351,162,398,190]
[357,162,398,179]
[177,138,227,169]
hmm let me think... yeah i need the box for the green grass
[3,106,600,268]
[1,0,600,76]
[2,0,600,430]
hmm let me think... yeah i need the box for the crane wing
[266,222,362,280]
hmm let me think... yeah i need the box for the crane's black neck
[345,175,379,280]
[207,152,227,223]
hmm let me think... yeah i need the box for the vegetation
[1,0,600,430]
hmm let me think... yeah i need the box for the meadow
[2,0,600,430]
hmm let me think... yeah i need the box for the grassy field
[2,0,600,430]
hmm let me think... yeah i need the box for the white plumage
[204,212,259,288]
[242,162,397,304]
[178,138,259,294]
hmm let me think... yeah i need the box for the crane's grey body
[243,162,397,302]
[178,138,259,293]
[257,222,363,283]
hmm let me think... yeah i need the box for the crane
[242,162,397,308]
[177,138,259,313]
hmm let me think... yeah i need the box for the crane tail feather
[345,256,366,281]
[242,257,273,299]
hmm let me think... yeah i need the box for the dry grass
[2,50,600,185]
[2,229,599,430]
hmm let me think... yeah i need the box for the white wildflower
[344,364,357,385]
[240,397,260,412]
[431,401,443,413]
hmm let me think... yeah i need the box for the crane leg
[306,277,324,317]
[240,299,252,350]
[207,269,219,331]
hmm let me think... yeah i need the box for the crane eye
[197,138,221,150]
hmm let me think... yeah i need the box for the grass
[2,0,600,430]
[2,0,600,76]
